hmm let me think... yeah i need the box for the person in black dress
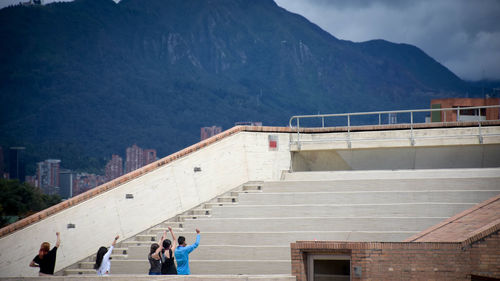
[161,226,177,275]
[29,232,60,276]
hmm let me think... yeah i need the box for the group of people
[30,228,201,276]
[147,226,201,275]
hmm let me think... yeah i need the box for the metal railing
[289,105,500,149]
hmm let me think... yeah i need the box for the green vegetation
[0,179,61,228]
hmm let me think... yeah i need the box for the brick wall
[292,234,500,281]
[469,231,500,278]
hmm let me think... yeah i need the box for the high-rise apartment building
[36,159,61,195]
[105,154,123,181]
[201,126,222,141]
[59,169,77,199]
[9,147,26,182]
[126,144,144,173]
[143,149,157,165]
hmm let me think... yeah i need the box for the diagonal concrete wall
[0,129,291,277]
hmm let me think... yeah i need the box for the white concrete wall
[0,131,291,277]
[290,126,500,171]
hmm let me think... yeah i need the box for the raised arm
[111,235,119,247]
[152,231,167,260]
[186,229,200,254]
[55,232,61,248]
[168,226,177,249]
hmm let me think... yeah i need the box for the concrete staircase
[62,168,500,275]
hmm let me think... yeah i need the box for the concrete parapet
[283,168,500,181]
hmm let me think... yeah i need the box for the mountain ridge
[0,0,483,172]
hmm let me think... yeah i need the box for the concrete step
[205,202,239,208]
[218,196,238,203]
[242,184,263,191]
[261,178,500,192]
[190,260,291,275]
[156,221,184,228]
[108,259,292,275]
[210,202,477,218]
[179,214,212,221]
[63,268,96,275]
[57,275,295,280]
[231,190,263,197]
[121,231,415,246]
[125,245,290,260]
[133,234,157,242]
[237,190,500,205]
[155,222,185,229]
[282,168,500,181]
[188,209,211,216]
[112,248,129,255]
[80,253,127,263]
[182,217,445,232]
[146,227,183,235]
[78,262,96,270]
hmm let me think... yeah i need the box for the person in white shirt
[94,235,119,276]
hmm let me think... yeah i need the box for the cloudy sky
[275,0,500,81]
[1,0,499,81]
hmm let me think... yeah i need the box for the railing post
[478,120,483,144]
[347,114,351,149]
[322,116,325,128]
[297,118,301,150]
[457,106,460,122]
[410,111,415,146]
[378,114,381,125]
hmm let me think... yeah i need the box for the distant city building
[430,98,500,122]
[201,126,222,141]
[105,154,123,181]
[9,147,26,182]
[126,144,144,173]
[36,159,61,195]
[59,169,77,199]
[73,173,106,196]
[234,121,262,126]
[125,145,157,172]
[143,149,157,165]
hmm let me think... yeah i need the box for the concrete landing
[0,275,295,281]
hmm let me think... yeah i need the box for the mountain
[0,0,475,172]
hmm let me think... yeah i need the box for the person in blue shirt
[174,228,200,275]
